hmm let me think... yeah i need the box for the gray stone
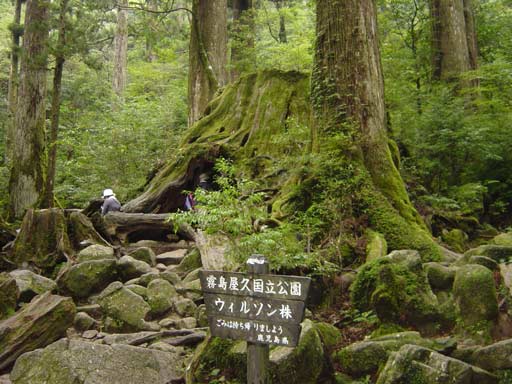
[74,311,97,332]
[98,283,151,331]
[471,339,512,371]
[182,268,201,283]
[156,249,187,266]
[82,330,98,339]
[376,344,497,384]
[10,338,185,384]
[125,284,148,298]
[159,271,181,285]
[9,269,56,302]
[147,279,177,315]
[102,331,160,346]
[0,293,76,371]
[173,297,197,317]
[77,244,115,262]
[175,317,197,329]
[128,247,156,266]
[195,304,208,328]
[58,259,118,298]
[117,255,153,281]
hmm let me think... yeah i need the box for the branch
[115,0,192,16]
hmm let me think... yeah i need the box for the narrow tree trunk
[275,1,287,43]
[312,0,438,258]
[145,0,157,62]
[6,0,23,163]
[231,0,254,80]
[42,0,69,208]
[9,0,50,219]
[112,0,128,95]
[430,0,476,81]
[188,0,228,126]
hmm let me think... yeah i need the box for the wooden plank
[204,293,306,324]
[208,315,301,347]
[199,270,311,301]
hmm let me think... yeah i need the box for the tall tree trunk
[112,0,128,95]
[6,0,23,164]
[188,0,228,126]
[430,0,477,81]
[9,0,50,219]
[231,0,254,80]
[42,0,68,208]
[312,0,439,259]
[145,0,157,62]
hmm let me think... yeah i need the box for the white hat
[102,188,115,198]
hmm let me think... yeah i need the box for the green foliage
[169,158,320,272]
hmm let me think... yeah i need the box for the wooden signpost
[199,254,311,383]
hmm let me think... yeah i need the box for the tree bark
[273,0,287,43]
[6,0,23,164]
[312,0,439,259]
[42,0,69,208]
[430,0,477,81]
[230,0,254,80]
[188,0,228,126]
[145,0,157,62]
[112,0,128,95]
[9,0,50,219]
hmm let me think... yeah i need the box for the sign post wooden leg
[247,254,269,384]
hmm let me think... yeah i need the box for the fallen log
[103,212,196,244]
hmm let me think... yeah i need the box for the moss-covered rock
[376,344,497,384]
[465,245,512,263]
[366,230,388,262]
[9,269,57,302]
[173,297,196,317]
[10,208,73,275]
[453,264,498,342]
[0,272,19,319]
[146,279,177,315]
[175,248,202,275]
[490,232,512,247]
[0,292,76,371]
[58,259,118,298]
[350,255,442,328]
[314,322,342,349]
[10,338,185,384]
[471,339,512,371]
[117,255,153,281]
[468,255,499,271]
[334,331,455,377]
[98,282,152,331]
[76,244,115,262]
[424,262,456,290]
[442,228,468,253]
[73,311,97,332]
[128,247,156,266]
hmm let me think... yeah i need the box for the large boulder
[376,344,497,384]
[452,264,498,342]
[471,339,512,371]
[97,282,152,331]
[334,331,455,377]
[57,259,118,298]
[146,279,177,315]
[0,292,76,371]
[117,255,153,281]
[0,273,19,319]
[423,262,456,290]
[76,244,115,262]
[10,338,185,384]
[9,270,56,302]
[350,251,442,329]
[128,247,156,266]
[10,209,73,275]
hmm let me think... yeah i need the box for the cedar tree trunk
[9,0,50,219]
